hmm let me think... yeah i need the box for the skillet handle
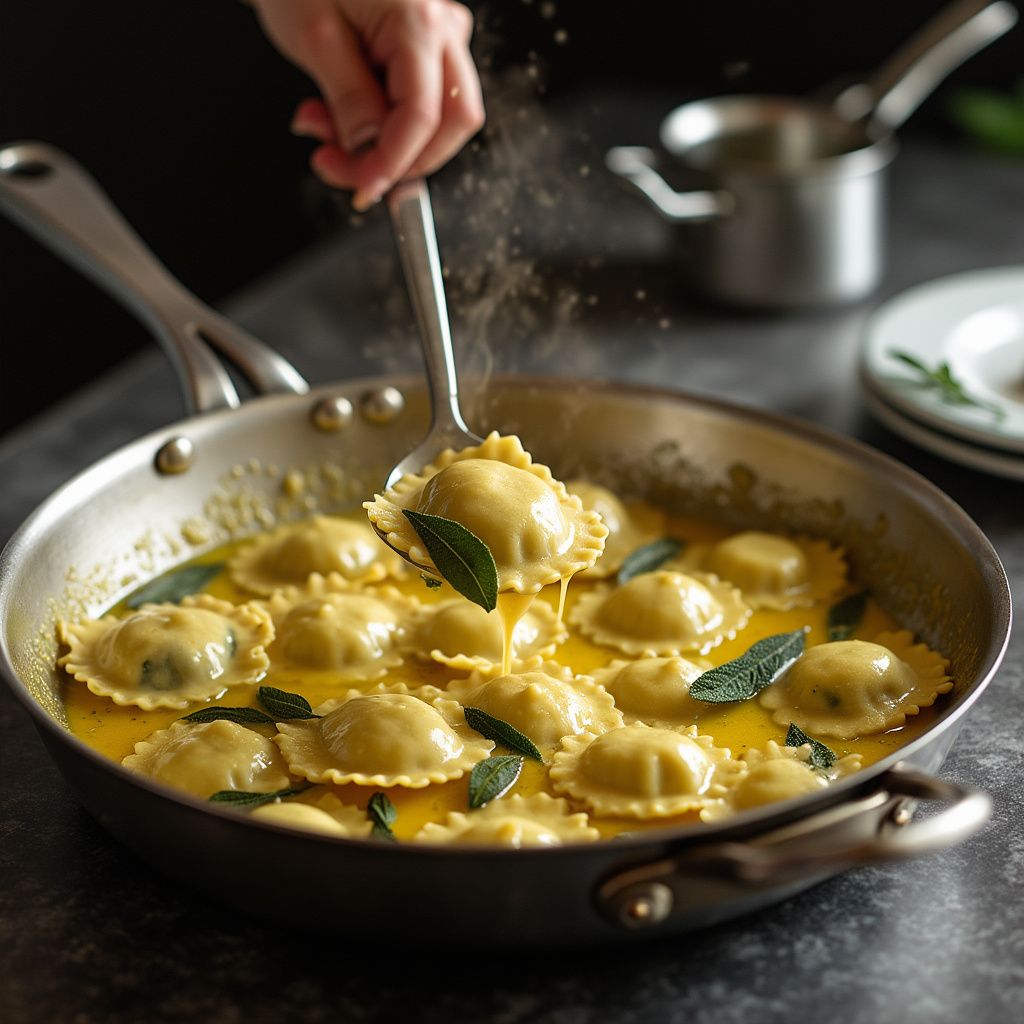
[0,141,308,413]
[596,764,991,931]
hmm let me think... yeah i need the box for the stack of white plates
[859,266,1024,480]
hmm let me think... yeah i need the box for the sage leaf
[616,537,685,586]
[464,707,543,762]
[690,629,807,704]
[258,685,320,720]
[889,349,1006,421]
[125,563,224,609]
[468,754,523,809]
[180,706,275,725]
[367,791,398,841]
[827,590,867,642]
[208,785,310,809]
[403,510,498,612]
[785,722,838,771]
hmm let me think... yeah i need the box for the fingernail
[352,177,389,212]
[344,124,378,155]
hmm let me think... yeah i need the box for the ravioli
[364,433,608,594]
[122,719,291,798]
[273,689,494,787]
[445,662,623,753]
[229,515,405,595]
[591,656,710,726]
[58,595,274,710]
[407,598,564,671]
[760,632,952,737]
[264,575,415,679]
[550,723,744,818]
[249,793,373,838]
[569,570,750,656]
[414,793,599,847]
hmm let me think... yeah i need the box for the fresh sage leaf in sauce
[785,722,838,771]
[180,706,275,725]
[208,785,310,809]
[827,590,868,642]
[616,537,685,586]
[367,791,398,841]
[464,707,543,762]
[257,686,321,720]
[420,572,443,590]
[690,629,807,704]
[125,563,225,609]
[402,510,498,612]
[889,350,1006,421]
[468,754,523,809]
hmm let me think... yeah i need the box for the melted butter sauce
[63,512,942,842]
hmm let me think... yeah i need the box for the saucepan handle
[605,146,732,223]
[596,764,991,930]
[0,141,307,413]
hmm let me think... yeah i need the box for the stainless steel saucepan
[607,0,1018,308]
[0,144,1011,947]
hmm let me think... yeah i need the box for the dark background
[1,0,1021,435]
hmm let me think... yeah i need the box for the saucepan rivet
[360,386,405,425]
[620,883,674,928]
[311,395,354,432]
[154,436,195,475]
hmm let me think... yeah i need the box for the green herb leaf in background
[403,510,498,612]
[949,84,1024,155]
[125,563,225,609]
[258,686,321,721]
[468,755,523,809]
[827,590,868,642]
[616,537,685,586]
[690,629,807,704]
[785,722,838,771]
[464,707,543,762]
[889,350,1006,422]
[367,792,398,841]
[208,786,310,809]
[181,706,275,725]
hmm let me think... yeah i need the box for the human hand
[251,0,485,210]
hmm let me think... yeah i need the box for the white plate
[861,386,1024,481]
[860,266,1024,454]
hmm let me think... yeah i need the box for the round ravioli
[566,480,666,579]
[264,575,415,680]
[591,656,711,726]
[414,793,599,847]
[760,632,952,738]
[364,433,608,593]
[122,718,291,798]
[58,595,274,710]
[229,515,406,596]
[550,723,744,818]
[672,531,846,610]
[273,689,494,787]
[407,597,564,671]
[569,570,750,656]
[446,662,623,753]
[249,793,373,838]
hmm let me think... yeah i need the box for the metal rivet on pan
[892,803,914,826]
[154,436,195,475]
[619,883,674,928]
[360,386,405,425]
[310,395,354,432]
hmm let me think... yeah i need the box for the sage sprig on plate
[403,510,498,612]
[464,707,543,762]
[258,686,321,720]
[208,785,310,809]
[785,722,838,771]
[181,705,275,725]
[889,350,1006,422]
[125,563,224,609]
[689,629,807,704]
[827,591,867,642]
[468,755,523,809]
[367,792,398,841]
[616,538,685,586]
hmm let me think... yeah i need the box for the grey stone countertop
[1,94,1023,1023]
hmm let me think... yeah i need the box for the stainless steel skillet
[0,144,1010,947]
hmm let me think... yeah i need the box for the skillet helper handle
[605,146,732,223]
[0,141,307,414]
[597,764,992,931]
